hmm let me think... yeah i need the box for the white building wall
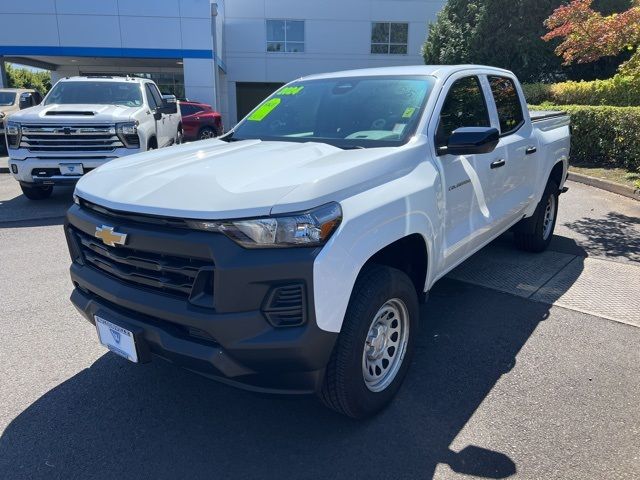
[223,0,445,124]
[0,0,220,107]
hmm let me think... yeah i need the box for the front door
[433,75,506,271]
[145,83,170,147]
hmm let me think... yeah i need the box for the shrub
[523,76,640,106]
[530,104,640,171]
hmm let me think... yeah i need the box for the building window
[267,20,305,53]
[371,22,408,54]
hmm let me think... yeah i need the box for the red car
[179,101,223,141]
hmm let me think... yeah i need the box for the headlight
[116,121,140,148]
[6,121,20,135]
[186,202,342,248]
[6,121,21,148]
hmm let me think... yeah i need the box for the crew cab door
[484,75,538,217]
[145,83,171,147]
[433,74,509,270]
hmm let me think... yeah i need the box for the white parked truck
[6,76,181,200]
[65,65,570,418]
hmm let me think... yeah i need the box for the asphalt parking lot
[0,166,639,479]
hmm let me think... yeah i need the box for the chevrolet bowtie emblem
[95,225,128,247]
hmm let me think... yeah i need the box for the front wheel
[198,127,216,140]
[319,265,418,418]
[20,184,53,200]
[514,180,559,253]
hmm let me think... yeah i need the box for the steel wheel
[362,298,410,393]
[542,193,556,240]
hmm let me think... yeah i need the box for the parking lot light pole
[0,58,7,88]
[210,3,219,111]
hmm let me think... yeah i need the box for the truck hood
[75,139,423,220]
[8,103,141,123]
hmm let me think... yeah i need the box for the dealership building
[0,0,445,126]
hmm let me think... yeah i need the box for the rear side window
[436,76,490,147]
[180,104,204,116]
[489,76,524,135]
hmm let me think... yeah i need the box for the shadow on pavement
[0,185,73,228]
[0,260,587,480]
[563,212,640,263]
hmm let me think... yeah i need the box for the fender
[313,161,439,333]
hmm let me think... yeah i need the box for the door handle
[525,146,537,155]
[490,159,506,169]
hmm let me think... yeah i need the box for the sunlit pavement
[1,173,639,479]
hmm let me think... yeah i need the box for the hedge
[529,105,640,171]
[523,77,640,107]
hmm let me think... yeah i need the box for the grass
[570,164,640,190]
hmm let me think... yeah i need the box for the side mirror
[159,95,178,115]
[19,93,33,110]
[443,127,500,156]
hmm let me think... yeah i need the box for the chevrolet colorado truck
[65,65,570,418]
[6,76,181,200]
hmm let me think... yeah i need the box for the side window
[145,84,163,109]
[180,104,202,116]
[436,76,490,147]
[489,76,524,135]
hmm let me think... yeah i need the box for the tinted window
[44,82,143,107]
[267,20,305,53]
[180,104,204,116]
[371,22,408,54]
[232,76,436,149]
[489,76,524,134]
[145,84,163,109]
[0,92,17,106]
[436,76,490,147]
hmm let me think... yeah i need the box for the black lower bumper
[65,205,338,394]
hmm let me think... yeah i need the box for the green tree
[5,63,51,93]
[422,0,632,82]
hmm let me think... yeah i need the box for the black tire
[147,137,157,150]
[20,184,53,200]
[176,126,183,144]
[319,265,419,418]
[198,127,216,140]
[514,180,559,253]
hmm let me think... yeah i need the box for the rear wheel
[21,184,53,200]
[514,180,559,252]
[198,127,216,140]
[319,265,418,418]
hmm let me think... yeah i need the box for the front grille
[72,227,210,299]
[20,124,124,153]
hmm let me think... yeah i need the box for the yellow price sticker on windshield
[248,98,281,121]
[402,107,416,118]
[278,86,304,96]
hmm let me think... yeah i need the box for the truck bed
[529,110,567,122]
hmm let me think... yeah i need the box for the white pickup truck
[6,76,181,200]
[65,65,570,418]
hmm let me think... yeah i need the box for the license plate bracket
[59,163,84,176]
[95,315,139,363]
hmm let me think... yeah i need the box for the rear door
[485,75,537,218]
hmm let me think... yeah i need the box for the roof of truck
[60,75,148,83]
[300,64,514,81]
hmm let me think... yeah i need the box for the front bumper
[65,204,337,394]
[8,147,142,185]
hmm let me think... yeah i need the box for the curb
[568,172,640,201]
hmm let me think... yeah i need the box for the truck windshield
[44,81,143,107]
[0,92,16,106]
[229,76,436,149]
